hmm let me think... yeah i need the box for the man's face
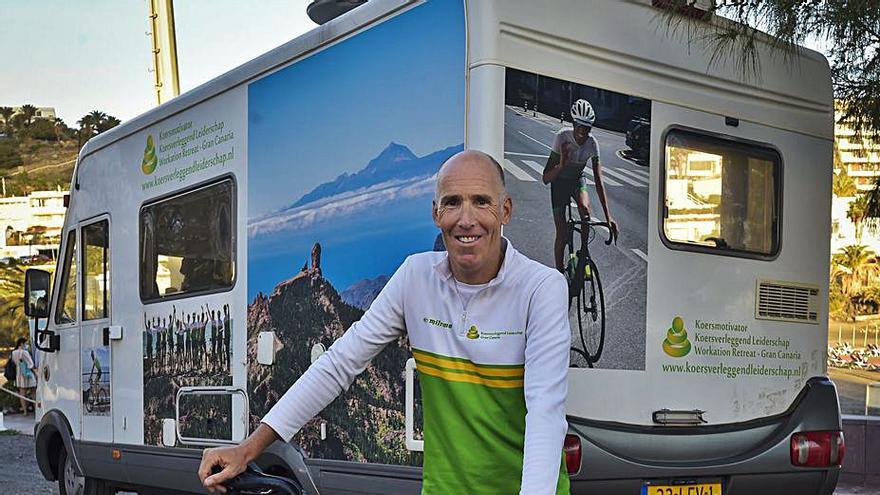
[573,124,591,145]
[433,153,512,284]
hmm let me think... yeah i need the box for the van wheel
[58,448,114,495]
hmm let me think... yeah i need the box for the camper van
[26,1,842,494]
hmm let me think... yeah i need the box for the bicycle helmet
[570,99,596,127]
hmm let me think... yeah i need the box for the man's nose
[457,201,477,228]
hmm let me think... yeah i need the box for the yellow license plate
[644,483,722,495]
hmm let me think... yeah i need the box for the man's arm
[520,271,571,495]
[199,257,411,492]
[591,157,617,235]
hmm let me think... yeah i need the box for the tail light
[564,434,581,474]
[790,431,845,467]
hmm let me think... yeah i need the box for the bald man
[199,150,572,495]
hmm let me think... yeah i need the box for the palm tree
[0,107,13,136]
[54,118,67,142]
[0,265,27,345]
[77,114,96,148]
[19,104,37,127]
[833,168,857,198]
[88,110,107,128]
[95,115,120,134]
[847,194,871,243]
[832,245,880,300]
[9,113,26,136]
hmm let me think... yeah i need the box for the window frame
[81,217,111,322]
[658,126,784,261]
[54,229,79,326]
[138,175,237,304]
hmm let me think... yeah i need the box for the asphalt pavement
[503,106,648,370]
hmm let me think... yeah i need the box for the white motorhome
[27,1,842,494]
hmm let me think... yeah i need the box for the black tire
[579,259,605,363]
[58,448,114,495]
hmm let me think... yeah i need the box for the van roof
[80,0,832,164]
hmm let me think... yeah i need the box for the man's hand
[198,445,248,493]
[198,423,280,493]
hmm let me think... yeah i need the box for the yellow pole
[148,0,180,106]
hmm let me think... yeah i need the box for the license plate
[643,483,722,495]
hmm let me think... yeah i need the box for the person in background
[12,337,37,414]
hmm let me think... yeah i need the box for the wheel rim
[64,452,85,495]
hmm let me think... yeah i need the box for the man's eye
[475,197,492,206]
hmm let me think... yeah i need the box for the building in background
[835,108,880,192]
[0,189,66,260]
[8,106,57,121]
[830,105,880,255]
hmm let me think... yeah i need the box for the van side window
[82,220,110,320]
[140,179,235,302]
[55,231,77,324]
[663,130,781,257]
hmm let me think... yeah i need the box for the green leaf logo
[662,315,691,358]
[142,134,158,175]
[466,325,479,340]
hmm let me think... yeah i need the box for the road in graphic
[503,106,648,370]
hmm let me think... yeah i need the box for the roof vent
[756,279,820,324]
[307,0,368,24]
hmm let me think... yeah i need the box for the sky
[0,1,318,126]
[246,0,465,296]
[247,0,465,217]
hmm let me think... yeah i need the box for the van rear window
[662,130,781,258]
[140,179,235,302]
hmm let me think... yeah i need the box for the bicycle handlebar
[570,219,617,246]
[219,464,304,495]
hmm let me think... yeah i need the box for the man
[543,99,617,274]
[199,150,572,494]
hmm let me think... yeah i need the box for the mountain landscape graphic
[291,142,463,209]
[247,250,420,465]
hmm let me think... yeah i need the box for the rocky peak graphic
[340,274,390,311]
[247,252,417,465]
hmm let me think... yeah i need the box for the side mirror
[24,269,50,318]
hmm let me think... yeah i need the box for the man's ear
[432,200,440,227]
[501,195,513,225]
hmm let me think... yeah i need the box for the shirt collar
[433,237,515,288]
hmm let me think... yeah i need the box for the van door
[42,229,82,438]
[79,218,112,441]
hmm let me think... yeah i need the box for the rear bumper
[567,376,842,495]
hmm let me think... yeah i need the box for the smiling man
[199,150,572,495]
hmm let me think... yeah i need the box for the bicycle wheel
[577,258,605,363]
[85,389,94,413]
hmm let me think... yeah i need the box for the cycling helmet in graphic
[570,99,596,127]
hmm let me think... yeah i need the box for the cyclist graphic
[89,349,103,390]
[542,99,618,273]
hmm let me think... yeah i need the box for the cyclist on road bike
[89,349,102,393]
[542,99,618,274]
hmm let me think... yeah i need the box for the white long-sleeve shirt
[262,239,571,494]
